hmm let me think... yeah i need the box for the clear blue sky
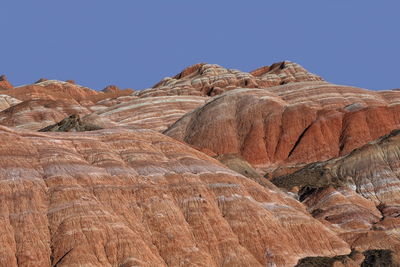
[1,1,399,90]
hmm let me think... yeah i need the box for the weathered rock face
[0,94,21,111]
[0,99,91,130]
[38,114,115,132]
[0,75,13,90]
[0,126,351,267]
[273,129,400,263]
[135,61,322,98]
[2,61,400,266]
[94,95,208,132]
[6,80,99,102]
[164,83,400,174]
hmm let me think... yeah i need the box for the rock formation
[1,61,400,266]
[0,126,351,267]
[0,74,13,90]
[135,61,322,98]
[0,99,91,130]
[38,114,116,132]
[0,94,21,111]
[272,129,400,263]
[164,83,400,176]
[94,95,208,132]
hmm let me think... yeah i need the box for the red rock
[94,95,208,132]
[164,83,400,174]
[0,126,350,266]
[0,94,21,111]
[1,62,400,266]
[0,75,13,90]
[0,99,91,130]
[272,129,400,263]
[135,61,322,98]
[102,85,121,93]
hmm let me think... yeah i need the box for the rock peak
[137,61,323,98]
[0,74,13,90]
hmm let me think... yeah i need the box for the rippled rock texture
[1,62,400,266]
[165,83,400,175]
[136,61,322,97]
[0,75,13,90]
[273,129,400,264]
[0,126,351,267]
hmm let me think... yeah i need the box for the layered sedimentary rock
[0,94,21,111]
[7,80,99,102]
[0,75,13,90]
[2,61,400,266]
[165,83,400,174]
[135,61,322,98]
[38,114,118,132]
[273,129,400,263]
[0,126,351,267]
[94,95,208,132]
[0,99,91,130]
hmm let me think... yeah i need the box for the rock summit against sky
[0,62,399,266]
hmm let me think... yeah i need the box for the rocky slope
[1,61,400,266]
[272,129,400,263]
[136,61,322,97]
[0,75,13,90]
[164,83,400,176]
[0,126,352,267]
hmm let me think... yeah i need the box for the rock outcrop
[0,126,350,267]
[164,83,400,175]
[0,75,13,90]
[38,114,114,132]
[0,99,91,130]
[94,95,208,132]
[0,94,21,111]
[135,61,322,98]
[272,129,400,263]
[1,61,400,266]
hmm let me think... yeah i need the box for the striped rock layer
[0,126,350,267]
[0,62,400,266]
[272,129,400,263]
[136,61,322,97]
[164,82,400,175]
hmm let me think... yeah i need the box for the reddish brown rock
[272,129,400,263]
[1,62,400,266]
[0,94,21,111]
[0,99,91,130]
[102,85,121,93]
[135,61,322,98]
[34,78,48,84]
[0,75,13,90]
[5,80,99,103]
[94,95,208,132]
[164,83,400,174]
[0,126,350,267]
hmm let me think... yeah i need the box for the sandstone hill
[0,62,399,266]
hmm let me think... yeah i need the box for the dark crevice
[52,248,73,267]
[299,186,317,202]
[287,121,314,158]
[206,87,214,96]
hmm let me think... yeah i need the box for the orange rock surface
[273,129,400,263]
[136,61,322,97]
[1,62,400,266]
[0,75,13,90]
[164,83,400,174]
[0,126,351,267]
